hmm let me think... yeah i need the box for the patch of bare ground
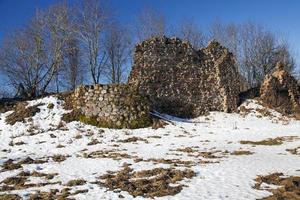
[5,102,42,125]
[0,194,21,200]
[286,147,300,155]
[28,187,88,200]
[28,188,72,200]
[82,150,138,160]
[98,165,195,198]
[50,154,70,162]
[0,171,59,192]
[151,118,168,129]
[1,157,48,172]
[117,136,148,143]
[144,158,196,167]
[65,179,86,186]
[170,147,226,164]
[175,147,197,153]
[56,144,65,148]
[147,135,162,139]
[254,172,300,200]
[240,136,298,146]
[87,139,100,145]
[61,110,80,123]
[230,150,254,155]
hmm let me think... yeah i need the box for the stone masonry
[260,62,300,118]
[128,36,240,117]
[72,84,152,129]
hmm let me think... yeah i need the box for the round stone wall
[72,84,152,129]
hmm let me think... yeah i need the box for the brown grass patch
[83,150,137,161]
[175,147,197,153]
[151,118,167,129]
[6,102,42,125]
[0,194,21,200]
[286,147,300,155]
[240,136,298,146]
[147,135,162,139]
[51,154,69,162]
[98,165,195,198]
[117,136,148,143]
[61,110,80,123]
[231,150,254,155]
[254,172,300,200]
[28,188,71,200]
[1,157,47,172]
[0,171,59,192]
[65,179,86,187]
[87,139,100,145]
[144,158,196,167]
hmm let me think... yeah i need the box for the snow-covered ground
[0,96,300,200]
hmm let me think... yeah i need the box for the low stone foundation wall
[72,84,152,129]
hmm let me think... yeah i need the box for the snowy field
[0,96,300,199]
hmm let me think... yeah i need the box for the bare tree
[240,22,295,86]
[0,20,46,97]
[209,21,240,59]
[209,21,296,87]
[75,0,109,84]
[62,37,84,90]
[176,19,206,49]
[42,3,75,93]
[104,23,132,84]
[135,7,166,42]
[0,3,75,97]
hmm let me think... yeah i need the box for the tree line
[0,0,298,98]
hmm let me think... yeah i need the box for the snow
[0,97,300,199]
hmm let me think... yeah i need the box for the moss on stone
[79,115,99,127]
[78,113,152,129]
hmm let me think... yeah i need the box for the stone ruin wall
[128,36,240,117]
[72,84,152,129]
[260,62,300,118]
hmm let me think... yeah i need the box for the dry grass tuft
[1,157,47,172]
[51,154,69,162]
[254,172,300,200]
[0,171,59,192]
[6,102,42,125]
[0,194,21,200]
[99,165,195,198]
[65,179,86,187]
[87,139,100,145]
[286,147,300,155]
[240,136,298,146]
[83,150,137,161]
[230,150,254,155]
[117,136,148,143]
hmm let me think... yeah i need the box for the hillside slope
[0,96,300,200]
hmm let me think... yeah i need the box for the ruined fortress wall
[260,63,300,118]
[72,84,152,129]
[128,37,240,117]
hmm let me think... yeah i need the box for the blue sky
[0,0,300,63]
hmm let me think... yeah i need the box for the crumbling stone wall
[260,62,300,118]
[128,36,240,117]
[72,84,152,129]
